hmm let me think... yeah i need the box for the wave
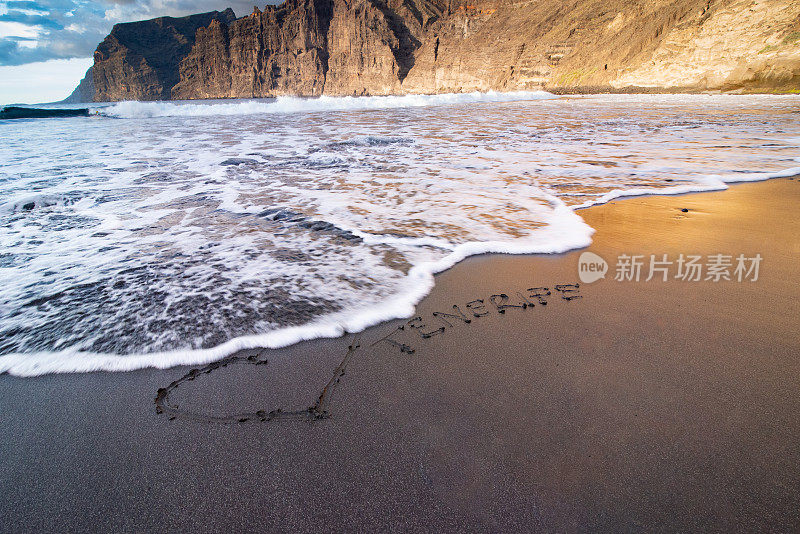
[0,106,90,120]
[0,194,593,377]
[100,91,557,118]
[2,95,798,377]
[573,160,800,209]
[3,163,799,377]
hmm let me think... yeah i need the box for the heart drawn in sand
[154,336,361,424]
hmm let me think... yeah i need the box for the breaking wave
[1,93,799,376]
[100,91,557,118]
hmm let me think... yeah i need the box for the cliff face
[171,0,425,99]
[92,9,236,101]
[172,1,331,99]
[606,0,800,92]
[401,0,800,93]
[88,0,800,101]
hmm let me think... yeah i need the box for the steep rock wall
[92,9,236,101]
[87,0,800,101]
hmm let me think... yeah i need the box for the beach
[2,177,798,532]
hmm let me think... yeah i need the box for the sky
[0,1,261,104]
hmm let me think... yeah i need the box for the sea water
[1,92,798,376]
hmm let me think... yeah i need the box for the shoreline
[2,177,799,530]
[3,168,799,378]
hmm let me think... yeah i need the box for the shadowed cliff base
[71,0,800,102]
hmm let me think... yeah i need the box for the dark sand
[2,178,799,532]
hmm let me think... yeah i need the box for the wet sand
[1,178,799,532]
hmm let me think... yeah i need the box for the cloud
[0,1,271,67]
[0,11,64,29]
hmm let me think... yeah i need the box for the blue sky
[0,1,260,104]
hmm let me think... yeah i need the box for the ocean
[1,92,799,376]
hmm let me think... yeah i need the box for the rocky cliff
[92,9,236,101]
[84,0,800,101]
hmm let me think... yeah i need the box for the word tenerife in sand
[154,283,583,425]
[374,284,582,354]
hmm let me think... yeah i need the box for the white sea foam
[1,93,798,376]
[101,90,557,118]
[573,161,800,209]
[0,201,594,377]
[0,193,66,214]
